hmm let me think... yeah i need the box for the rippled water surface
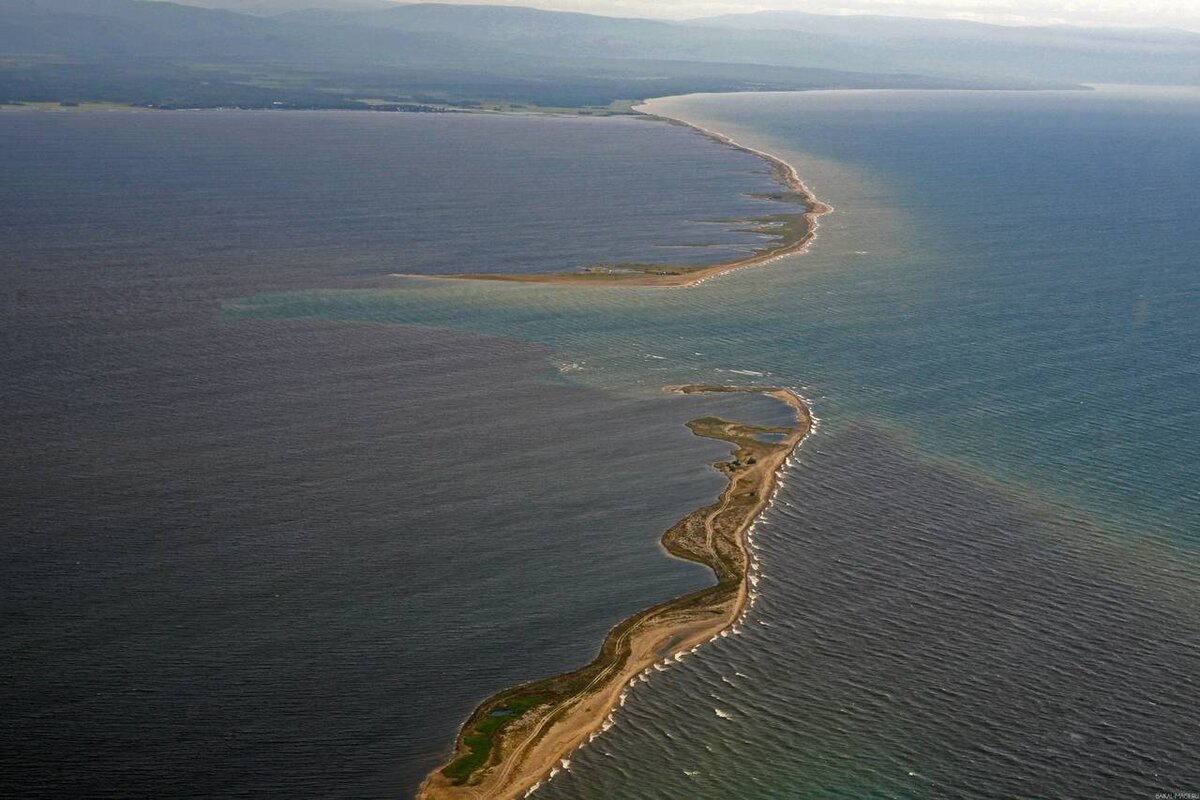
[4,88,1198,798]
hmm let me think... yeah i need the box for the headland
[418,385,813,800]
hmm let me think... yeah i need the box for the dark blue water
[0,110,783,282]
[0,110,793,797]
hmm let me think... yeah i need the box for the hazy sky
[432,0,1200,30]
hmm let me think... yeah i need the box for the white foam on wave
[520,377,819,800]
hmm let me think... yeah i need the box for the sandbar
[418,385,813,800]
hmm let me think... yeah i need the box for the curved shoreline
[418,385,813,800]
[391,113,831,288]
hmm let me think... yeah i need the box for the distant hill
[273,3,1198,85]
[183,0,391,13]
[690,9,1200,85]
[0,0,1194,110]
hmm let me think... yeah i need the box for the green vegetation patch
[579,262,704,276]
[442,694,550,785]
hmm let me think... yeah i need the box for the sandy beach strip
[418,385,813,800]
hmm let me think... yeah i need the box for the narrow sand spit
[419,385,813,800]
[391,113,831,288]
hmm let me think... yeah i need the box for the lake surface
[4,87,1199,798]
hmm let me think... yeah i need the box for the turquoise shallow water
[234,87,1200,546]
[641,88,1200,546]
